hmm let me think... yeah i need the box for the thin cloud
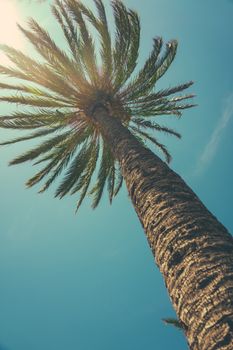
[195,93,233,175]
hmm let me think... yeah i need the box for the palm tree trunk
[92,105,233,350]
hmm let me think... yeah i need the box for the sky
[0,0,233,349]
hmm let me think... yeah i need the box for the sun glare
[0,1,24,66]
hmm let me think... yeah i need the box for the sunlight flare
[0,1,24,65]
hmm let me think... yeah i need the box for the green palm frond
[0,0,195,210]
[72,140,100,211]
[113,169,124,197]
[70,141,99,196]
[112,0,132,90]
[0,94,73,108]
[26,152,64,188]
[151,40,178,83]
[89,141,113,208]
[128,90,194,107]
[66,0,98,84]
[0,45,79,99]
[52,1,92,93]
[93,0,113,80]
[154,81,194,98]
[0,110,70,129]
[106,161,124,203]
[111,1,141,90]
[18,20,89,90]
[55,139,94,198]
[130,99,195,117]
[38,126,93,191]
[0,118,50,129]
[9,131,71,165]
[0,127,59,145]
[0,82,74,105]
[162,318,184,331]
[122,9,140,85]
[107,165,115,204]
[119,36,163,100]
[78,0,113,83]
[52,1,78,60]
[131,118,181,139]
[130,125,172,163]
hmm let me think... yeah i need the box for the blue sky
[0,0,233,349]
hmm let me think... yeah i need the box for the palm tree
[0,1,232,349]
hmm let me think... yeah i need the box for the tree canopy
[0,0,195,211]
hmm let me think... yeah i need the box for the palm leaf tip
[162,318,184,330]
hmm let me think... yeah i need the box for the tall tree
[0,1,232,349]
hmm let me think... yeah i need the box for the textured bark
[92,106,233,350]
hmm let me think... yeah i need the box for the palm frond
[130,90,194,108]
[38,126,94,192]
[18,20,87,89]
[27,132,86,189]
[89,140,113,208]
[0,127,59,145]
[130,99,196,117]
[147,81,194,100]
[112,0,131,90]
[131,39,178,99]
[0,82,74,105]
[0,45,79,99]
[132,118,181,138]
[9,131,71,165]
[107,165,115,204]
[78,0,113,84]
[26,153,63,188]
[119,36,163,99]
[66,0,98,84]
[0,94,72,108]
[52,0,85,72]
[0,109,71,129]
[0,118,49,130]
[113,168,124,196]
[94,0,112,80]
[122,9,140,85]
[130,126,172,163]
[151,40,178,85]
[162,318,184,330]
[73,139,100,211]
[55,138,95,198]
[70,138,99,195]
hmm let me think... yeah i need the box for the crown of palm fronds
[0,0,195,211]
